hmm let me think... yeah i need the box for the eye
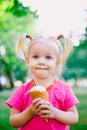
[33,55,39,59]
[46,56,52,59]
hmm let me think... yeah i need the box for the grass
[70,94,87,130]
[0,87,87,130]
[0,89,17,130]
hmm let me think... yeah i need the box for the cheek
[48,61,57,70]
[28,64,35,74]
[29,61,36,70]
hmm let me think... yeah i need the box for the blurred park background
[0,0,87,130]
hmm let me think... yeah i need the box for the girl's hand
[31,99,79,125]
[37,99,56,119]
[31,98,42,115]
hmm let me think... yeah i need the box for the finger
[41,114,50,119]
[40,110,51,118]
[40,109,54,119]
[32,98,41,104]
[32,98,42,108]
[33,103,41,110]
[39,103,51,110]
[32,99,45,108]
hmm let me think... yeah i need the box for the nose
[38,57,45,65]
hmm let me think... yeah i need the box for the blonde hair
[15,33,73,65]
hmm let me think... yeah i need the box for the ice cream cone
[28,86,49,122]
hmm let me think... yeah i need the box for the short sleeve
[64,87,79,110]
[6,85,24,111]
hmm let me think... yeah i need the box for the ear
[56,59,61,67]
[25,57,29,64]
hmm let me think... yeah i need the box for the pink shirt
[6,80,79,130]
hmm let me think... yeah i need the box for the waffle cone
[28,86,49,122]
[29,91,48,101]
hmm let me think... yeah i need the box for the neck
[33,75,56,88]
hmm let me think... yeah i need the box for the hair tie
[26,34,32,40]
[57,34,64,40]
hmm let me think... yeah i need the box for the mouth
[35,65,49,70]
[36,67,48,70]
[32,65,50,70]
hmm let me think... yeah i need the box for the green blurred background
[0,0,87,129]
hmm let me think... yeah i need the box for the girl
[6,34,79,130]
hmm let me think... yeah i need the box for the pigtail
[15,33,32,60]
[57,35,73,64]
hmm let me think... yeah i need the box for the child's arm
[38,100,78,125]
[10,105,34,127]
[52,105,78,124]
[10,98,41,128]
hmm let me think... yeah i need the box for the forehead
[29,40,59,55]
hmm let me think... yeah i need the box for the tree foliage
[62,28,87,80]
[0,0,38,90]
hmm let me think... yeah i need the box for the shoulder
[53,79,72,100]
[6,80,33,110]
[13,81,32,94]
[14,80,33,94]
[56,79,70,91]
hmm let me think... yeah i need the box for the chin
[36,73,49,79]
[37,75,48,79]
